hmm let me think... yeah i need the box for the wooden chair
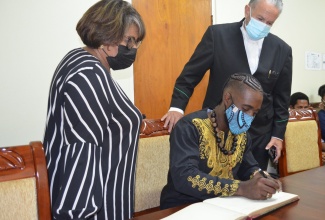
[0,141,51,220]
[310,101,321,112]
[278,109,323,177]
[134,119,170,217]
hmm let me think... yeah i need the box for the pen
[258,168,268,178]
[258,169,282,192]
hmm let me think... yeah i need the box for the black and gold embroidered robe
[160,109,259,209]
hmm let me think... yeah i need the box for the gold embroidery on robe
[192,118,246,178]
[187,175,240,196]
[187,118,246,196]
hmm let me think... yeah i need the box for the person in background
[161,0,292,171]
[43,1,145,219]
[160,73,281,209]
[289,92,310,110]
[318,85,325,164]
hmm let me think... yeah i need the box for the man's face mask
[106,45,137,70]
[245,6,271,41]
[225,104,254,135]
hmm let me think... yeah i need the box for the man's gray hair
[249,0,283,13]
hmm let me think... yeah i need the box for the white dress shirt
[240,23,264,74]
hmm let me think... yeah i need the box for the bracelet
[251,169,270,179]
[250,169,260,179]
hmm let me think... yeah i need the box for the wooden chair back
[278,109,323,177]
[134,119,170,216]
[0,141,51,220]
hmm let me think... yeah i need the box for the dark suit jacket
[170,19,292,139]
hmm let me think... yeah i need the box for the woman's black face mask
[106,45,137,70]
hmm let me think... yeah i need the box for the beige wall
[0,0,324,146]
[0,0,131,146]
[272,0,325,102]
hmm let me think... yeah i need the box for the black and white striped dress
[43,48,142,220]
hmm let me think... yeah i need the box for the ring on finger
[266,193,271,199]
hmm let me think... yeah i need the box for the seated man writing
[160,73,281,210]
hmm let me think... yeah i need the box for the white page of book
[161,202,246,220]
[203,191,298,216]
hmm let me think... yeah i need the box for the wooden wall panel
[133,0,211,118]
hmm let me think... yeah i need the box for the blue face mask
[226,104,254,135]
[245,7,271,41]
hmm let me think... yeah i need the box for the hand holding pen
[235,169,282,200]
[258,169,282,198]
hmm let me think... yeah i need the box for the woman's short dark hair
[76,0,145,48]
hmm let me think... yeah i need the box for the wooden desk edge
[131,166,325,220]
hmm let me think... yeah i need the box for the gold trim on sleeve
[187,175,240,196]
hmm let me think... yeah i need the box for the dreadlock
[224,73,263,94]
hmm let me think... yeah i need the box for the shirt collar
[240,21,264,46]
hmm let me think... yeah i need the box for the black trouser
[249,131,272,171]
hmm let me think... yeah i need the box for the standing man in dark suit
[161,0,292,171]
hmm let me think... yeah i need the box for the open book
[162,191,299,220]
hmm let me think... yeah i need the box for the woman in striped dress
[43,1,145,219]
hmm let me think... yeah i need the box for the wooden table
[132,166,325,220]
